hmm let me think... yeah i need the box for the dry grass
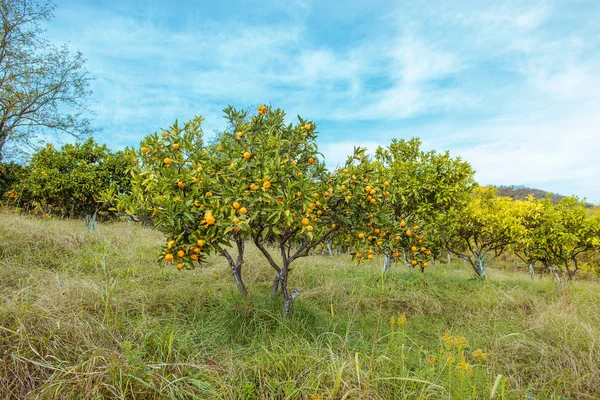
[1,211,599,399]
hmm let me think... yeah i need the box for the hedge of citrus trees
[109,104,600,315]
[3,104,599,314]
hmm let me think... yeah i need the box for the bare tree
[0,0,95,159]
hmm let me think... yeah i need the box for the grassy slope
[0,212,599,399]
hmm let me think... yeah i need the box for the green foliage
[516,196,600,280]
[18,139,131,217]
[446,186,530,279]
[0,160,27,199]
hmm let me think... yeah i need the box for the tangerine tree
[445,186,529,279]
[115,115,256,300]
[374,138,475,271]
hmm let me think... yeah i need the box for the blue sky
[45,0,600,203]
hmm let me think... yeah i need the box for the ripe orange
[411,246,417,252]
[243,152,251,159]
[191,254,199,261]
[365,185,372,193]
[384,181,389,186]
[358,233,365,239]
[367,254,374,260]
[370,198,376,204]
[197,239,205,247]
[411,260,417,266]
[263,181,271,189]
[308,157,315,165]
[423,262,428,268]
[216,146,222,152]
[206,214,216,225]
[356,252,362,258]
[177,263,184,270]
[161,132,167,138]
[306,225,313,232]
[420,247,426,252]
[173,143,180,149]
[233,202,240,209]
[302,218,309,225]
[331,223,336,229]
[392,252,400,257]
[194,200,201,207]
[400,221,406,228]
[250,184,258,190]
[141,147,149,154]
[377,241,383,246]
[426,250,431,256]
[177,250,185,258]
[178,181,185,189]
[165,254,174,262]
[163,158,172,165]
[374,229,381,234]
[406,230,413,237]
[369,189,376,195]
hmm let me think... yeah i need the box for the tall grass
[0,212,599,399]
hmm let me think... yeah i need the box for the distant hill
[493,185,592,206]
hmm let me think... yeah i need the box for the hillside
[0,212,599,399]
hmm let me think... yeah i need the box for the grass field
[0,212,599,399]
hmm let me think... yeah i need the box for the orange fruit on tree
[191,254,199,261]
[331,223,336,229]
[165,254,174,262]
[308,157,315,165]
[426,250,431,256]
[302,218,309,225]
[400,221,406,228]
[358,233,365,239]
[369,189,376,195]
[411,260,417,266]
[406,230,413,237]
[177,263,184,270]
[263,181,271,189]
[243,152,251,159]
[411,246,417,252]
[233,202,241,209]
[420,247,426,252]
[367,254,374,260]
[374,229,380,234]
[384,181,389,186]
[141,147,149,154]
[177,250,185,257]
[304,123,311,130]
[306,225,313,232]
[250,183,258,190]
[197,239,205,247]
[161,132,167,138]
[178,181,185,189]
[365,185,372,193]
[206,214,216,225]
[173,143,180,149]
[164,158,172,165]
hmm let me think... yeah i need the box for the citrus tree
[116,116,254,301]
[333,147,433,273]
[17,139,130,221]
[445,186,529,279]
[515,196,600,282]
[375,138,475,271]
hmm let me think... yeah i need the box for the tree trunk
[381,254,392,273]
[567,257,579,281]
[529,263,535,280]
[549,265,563,287]
[271,274,280,296]
[283,288,300,317]
[231,263,249,301]
[447,252,451,264]
[327,241,333,257]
